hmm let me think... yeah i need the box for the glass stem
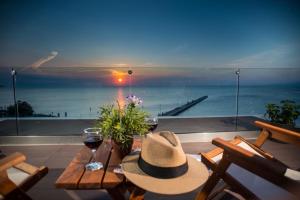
[92,149,96,162]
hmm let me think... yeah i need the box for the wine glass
[83,128,103,171]
[145,117,158,133]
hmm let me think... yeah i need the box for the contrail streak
[31,51,58,68]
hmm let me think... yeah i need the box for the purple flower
[126,94,143,106]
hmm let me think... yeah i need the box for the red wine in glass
[148,123,158,132]
[146,117,158,132]
[84,137,103,149]
[83,128,103,171]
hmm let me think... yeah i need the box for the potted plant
[265,100,300,127]
[98,95,150,158]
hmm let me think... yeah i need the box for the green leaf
[97,101,150,146]
[265,100,300,126]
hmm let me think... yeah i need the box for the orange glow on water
[117,88,125,108]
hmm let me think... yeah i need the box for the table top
[55,140,141,189]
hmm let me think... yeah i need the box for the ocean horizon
[1,66,300,126]
[1,84,300,124]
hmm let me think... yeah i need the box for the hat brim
[122,153,209,195]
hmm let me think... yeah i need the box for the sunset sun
[111,70,127,85]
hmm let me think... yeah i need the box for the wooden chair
[0,152,48,200]
[196,120,300,200]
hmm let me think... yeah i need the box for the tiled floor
[1,140,300,200]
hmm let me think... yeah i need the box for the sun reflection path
[117,88,125,109]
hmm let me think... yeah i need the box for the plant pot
[112,138,134,159]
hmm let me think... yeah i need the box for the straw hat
[122,131,209,195]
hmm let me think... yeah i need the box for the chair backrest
[213,137,300,197]
[196,121,300,200]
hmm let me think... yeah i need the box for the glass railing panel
[130,67,238,117]
[1,66,299,136]
[0,67,17,135]
[238,68,300,126]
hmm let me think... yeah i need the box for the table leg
[129,186,145,200]
[106,187,126,200]
[124,181,146,200]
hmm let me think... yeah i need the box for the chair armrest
[0,152,26,172]
[200,138,242,169]
[255,121,300,146]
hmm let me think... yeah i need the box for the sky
[1,0,300,68]
[0,0,300,86]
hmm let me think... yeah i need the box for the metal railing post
[11,68,19,136]
[235,68,240,131]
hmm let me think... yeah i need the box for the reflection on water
[117,88,125,109]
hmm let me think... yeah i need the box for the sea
[1,85,300,125]
[1,66,300,126]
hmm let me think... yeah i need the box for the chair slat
[14,162,38,175]
[0,152,26,172]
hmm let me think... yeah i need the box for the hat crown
[141,131,186,167]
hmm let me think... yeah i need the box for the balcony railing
[1,67,299,136]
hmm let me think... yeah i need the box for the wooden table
[55,140,143,200]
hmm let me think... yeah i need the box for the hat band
[138,155,188,179]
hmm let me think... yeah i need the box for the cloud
[135,62,169,67]
[229,47,297,68]
[172,43,188,53]
[111,63,129,67]
[31,51,58,68]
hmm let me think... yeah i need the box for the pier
[159,96,208,116]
